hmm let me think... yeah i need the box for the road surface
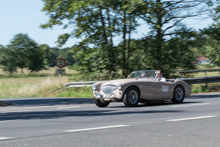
[0,93,220,147]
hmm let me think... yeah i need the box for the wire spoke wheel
[128,90,138,104]
[175,88,183,101]
[173,85,185,104]
[123,87,139,107]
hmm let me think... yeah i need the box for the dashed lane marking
[65,125,130,133]
[0,137,12,140]
[167,115,217,122]
[57,106,81,109]
[0,105,81,113]
[102,110,134,114]
[171,103,210,108]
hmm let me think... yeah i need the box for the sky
[0,0,214,48]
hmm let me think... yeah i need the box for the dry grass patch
[0,76,68,98]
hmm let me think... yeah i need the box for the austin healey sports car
[92,70,191,107]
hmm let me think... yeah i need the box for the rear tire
[172,85,185,104]
[94,98,110,107]
[123,87,139,107]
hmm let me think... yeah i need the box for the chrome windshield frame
[127,70,158,79]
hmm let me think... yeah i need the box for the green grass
[55,87,93,98]
[191,83,220,93]
[0,64,220,98]
[0,76,94,98]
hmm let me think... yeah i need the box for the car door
[153,81,170,100]
[139,79,157,100]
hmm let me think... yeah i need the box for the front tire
[172,85,185,104]
[123,87,139,107]
[94,98,110,107]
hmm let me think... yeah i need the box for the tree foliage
[0,34,75,73]
[40,0,214,79]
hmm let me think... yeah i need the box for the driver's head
[141,72,146,77]
[157,70,163,78]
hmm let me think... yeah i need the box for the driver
[156,70,167,82]
[141,72,146,78]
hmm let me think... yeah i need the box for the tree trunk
[123,11,127,76]
[99,7,107,43]
[107,7,116,73]
[156,0,162,70]
[127,18,132,74]
[99,7,111,74]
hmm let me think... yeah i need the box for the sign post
[55,58,66,88]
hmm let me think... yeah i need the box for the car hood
[101,78,150,86]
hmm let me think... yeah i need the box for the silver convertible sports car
[92,70,191,107]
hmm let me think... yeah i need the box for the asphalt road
[0,93,220,147]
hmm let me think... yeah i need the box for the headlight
[117,83,122,90]
[92,84,97,90]
[96,92,100,98]
[110,92,114,98]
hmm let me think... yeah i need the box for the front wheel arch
[122,85,140,100]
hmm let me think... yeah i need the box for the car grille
[101,84,117,94]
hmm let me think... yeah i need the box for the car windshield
[127,70,158,79]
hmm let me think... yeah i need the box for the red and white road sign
[56,58,66,68]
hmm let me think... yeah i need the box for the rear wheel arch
[174,84,185,94]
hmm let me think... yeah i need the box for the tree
[198,2,220,65]
[136,0,211,75]
[0,45,17,73]
[200,24,220,65]
[0,34,45,73]
[41,0,211,79]
[26,47,45,72]
[7,33,42,73]
[41,0,140,77]
[39,44,57,68]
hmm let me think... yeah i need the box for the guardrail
[64,69,220,88]
[64,81,97,88]
[177,69,220,86]
[180,76,220,84]
[177,69,220,78]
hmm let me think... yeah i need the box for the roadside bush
[204,64,214,68]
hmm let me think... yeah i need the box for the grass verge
[54,87,93,98]
[0,76,68,98]
[191,83,220,93]
[0,76,93,98]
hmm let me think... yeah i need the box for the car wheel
[94,98,110,107]
[172,85,185,103]
[123,87,139,107]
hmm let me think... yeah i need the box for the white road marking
[0,120,15,123]
[57,106,81,109]
[167,115,217,122]
[65,125,130,133]
[102,110,133,114]
[0,137,12,140]
[171,103,210,108]
[0,105,81,113]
